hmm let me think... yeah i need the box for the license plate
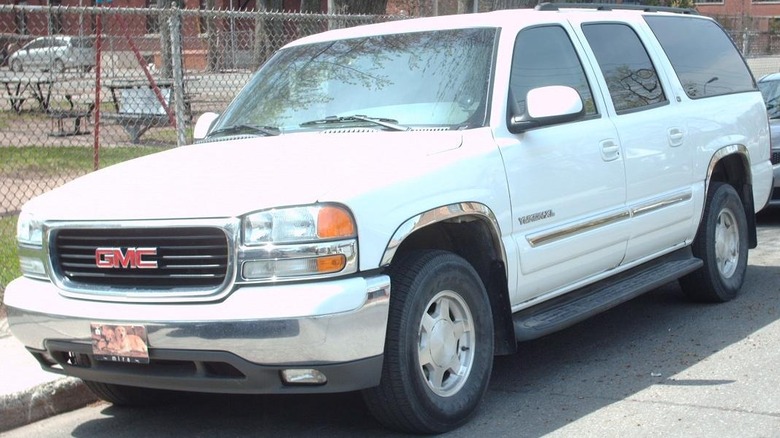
[90,323,150,364]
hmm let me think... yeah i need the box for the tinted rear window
[645,16,755,99]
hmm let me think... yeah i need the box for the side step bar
[513,248,703,342]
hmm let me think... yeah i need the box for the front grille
[53,227,229,289]
[772,151,780,165]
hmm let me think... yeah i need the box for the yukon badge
[518,209,555,225]
[95,247,159,269]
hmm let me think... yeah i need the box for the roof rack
[535,2,699,15]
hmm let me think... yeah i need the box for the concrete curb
[0,377,98,432]
[0,308,98,432]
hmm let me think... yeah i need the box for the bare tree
[253,0,272,69]
[204,0,220,72]
[491,0,534,9]
[332,0,388,14]
[157,0,173,78]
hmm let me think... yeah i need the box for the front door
[498,24,630,305]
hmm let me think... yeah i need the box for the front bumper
[4,274,390,394]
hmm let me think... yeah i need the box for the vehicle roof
[759,72,780,82]
[284,7,711,48]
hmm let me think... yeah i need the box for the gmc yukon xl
[5,4,774,433]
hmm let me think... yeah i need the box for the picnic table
[103,78,188,143]
[47,94,94,137]
[0,74,54,113]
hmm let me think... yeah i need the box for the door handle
[601,139,620,161]
[668,127,684,147]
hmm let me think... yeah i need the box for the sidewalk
[0,314,98,432]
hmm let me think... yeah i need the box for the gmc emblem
[95,247,158,269]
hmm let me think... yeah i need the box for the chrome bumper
[4,275,391,393]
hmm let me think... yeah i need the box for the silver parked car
[8,35,95,73]
[757,72,780,206]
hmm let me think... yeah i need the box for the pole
[93,0,107,171]
[170,4,186,146]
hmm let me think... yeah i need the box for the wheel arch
[705,144,758,248]
[380,203,517,355]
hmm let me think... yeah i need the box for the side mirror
[193,112,219,141]
[508,85,585,134]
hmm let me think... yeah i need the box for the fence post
[170,5,187,147]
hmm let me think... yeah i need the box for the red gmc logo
[95,247,158,269]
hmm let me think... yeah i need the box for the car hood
[25,131,464,221]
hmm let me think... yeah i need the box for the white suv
[5,4,774,434]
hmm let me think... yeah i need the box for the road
[6,210,780,437]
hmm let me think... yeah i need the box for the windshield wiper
[208,124,281,138]
[300,115,410,131]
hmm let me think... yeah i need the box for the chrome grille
[53,227,229,289]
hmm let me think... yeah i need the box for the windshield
[759,79,780,119]
[212,28,496,134]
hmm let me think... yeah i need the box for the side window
[509,25,596,116]
[27,39,45,50]
[645,16,755,98]
[582,23,667,113]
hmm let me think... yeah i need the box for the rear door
[576,19,695,264]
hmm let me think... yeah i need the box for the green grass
[0,145,173,176]
[0,215,19,302]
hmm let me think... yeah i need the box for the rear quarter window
[645,16,755,99]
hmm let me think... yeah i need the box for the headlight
[240,205,357,281]
[16,211,47,279]
[243,205,356,245]
[17,211,43,247]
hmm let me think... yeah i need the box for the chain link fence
[716,16,780,78]
[0,5,395,293]
[3,4,780,293]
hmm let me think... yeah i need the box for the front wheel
[362,250,494,434]
[83,381,178,406]
[680,182,748,302]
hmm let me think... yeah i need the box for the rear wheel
[362,250,494,434]
[680,182,748,302]
[83,381,178,406]
[52,59,65,73]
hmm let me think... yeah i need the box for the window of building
[582,23,667,113]
[146,0,160,34]
[49,0,63,35]
[16,1,28,35]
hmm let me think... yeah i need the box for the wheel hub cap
[430,320,458,367]
[715,208,739,278]
[418,290,475,397]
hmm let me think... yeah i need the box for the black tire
[83,381,178,406]
[362,250,494,434]
[10,59,22,72]
[680,182,748,302]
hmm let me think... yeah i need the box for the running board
[513,248,703,342]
